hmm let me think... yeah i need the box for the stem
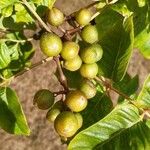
[66,26,82,35]
[54,57,68,91]
[95,76,133,101]
[22,0,51,32]
[95,76,144,111]
[0,38,33,43]
[91,12,100,21]
[14,57,53,78]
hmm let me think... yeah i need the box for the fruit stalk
[54,57,68,91]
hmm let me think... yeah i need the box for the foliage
[0,0,150,149]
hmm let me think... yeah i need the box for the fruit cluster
[34,7,103,139]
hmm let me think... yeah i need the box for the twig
[66,26,82,35]
[95,76,145,112]
[14,57,53,78]
[54,57,68,91]
[95,76,133,101]
[21,0,51,32]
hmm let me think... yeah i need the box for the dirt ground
[0,0,150,150]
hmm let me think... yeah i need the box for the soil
[0,1,150,150]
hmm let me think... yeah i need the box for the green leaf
[0,0,18,17]
[134,28,150,59]
[15,3,34,23]
[97,15,134,81]
[95,8,123,40]
[136,75,150,109]
[0,87,30,135]
[81,93,113,129]
[68,102,140,150]
[64,70,83,88]
[9,44,19,60]
[0,42,11,69]
[97,122,150,150]
[114,74,139,102]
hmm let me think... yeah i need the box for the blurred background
[0,0,150,150]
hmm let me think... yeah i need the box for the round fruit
[33,89,54,110]
[65,90,87,112]
[75,113,83,129]
[61,42,79,60]
[54,111,78,137]
[46,108,60,122]
[80,44,103,64]
[64,55,82,71]
[80,79,96,99]
[47,7,64,26]
[75,9,92,26]
[81,25,98,44]
[80,63,98,78]
[40,32,62,57]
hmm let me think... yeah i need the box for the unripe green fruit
[75,113,83,129]
[47,7,64,27]
[80,79,96,99]
[65,90,87,112]
[46,108,60,122]
[80,63,98,78]
[40,32,62,57]
[54,111,78,137]
[61,42,79,60]
[33,89,54,110]
[75,9,92,26]
[81,25,98,44]
[64,55,82,71]
[80,44,103,64]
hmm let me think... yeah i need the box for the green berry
[80,44,103,64]
[47,7,64,27]
[61,42,79,60]
[80,63,98,78]
[64,55,82,71]
[33,89,54,110]
[65,90,87,112]
[46,108,61,122]
[80,79,96,99]
[75,9,92,26]
[75,113,83,129]
[54,111,78,137]
[40,32,62,57]
[81,25,98,44]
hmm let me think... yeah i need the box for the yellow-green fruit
[65,90,87,112]
[47,7,64,26]
[33,89,54,110]
[80,79,96,99]
[75,9,92,26]
[80,44,103,64]
[64,55,82,71]
[54,111,79,137]
[75,113,83,129]
[40,32,62,57]
[81,25,98,44]
[80,63,98,78]
[61,42,79,60]
[46,108,60,122]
